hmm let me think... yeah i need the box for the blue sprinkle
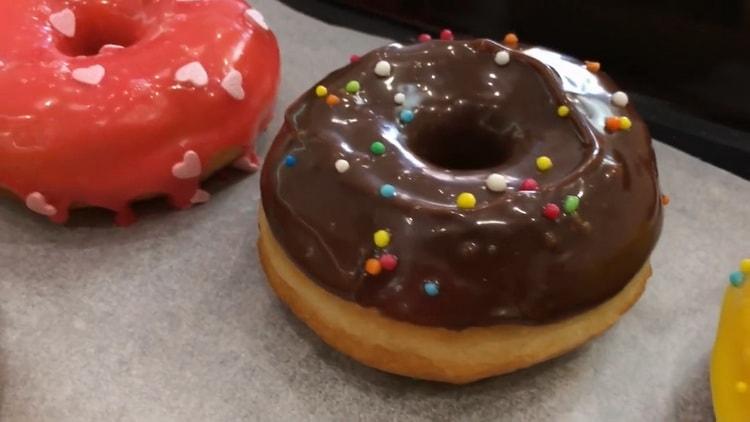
[379,184,396,198]
[730,271,746,287]
[399,109,415,123]
[423,280,440,296]
[284,155,297,167]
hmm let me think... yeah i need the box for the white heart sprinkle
[374,60,391,77]
[175,61,209,87]
[72,64,105,85]
[190,189,211,204]
[494,51,510,66]
[245,9,269,30]
[232,156,259,173]
[171,150,202,179]
[335,159,350,173]
[612,91,629,107]
[221,69,245,100]
[393,92,405,104]
[49,9,76,38]
[25,192,57,216]
[485,173,507,192]
[99,44,124,53]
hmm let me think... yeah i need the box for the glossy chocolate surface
[261,39,662,329]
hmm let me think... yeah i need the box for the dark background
[282,0,750,179]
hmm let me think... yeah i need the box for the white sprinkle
[245,9,269,30]
[374,60,391,77]
[494,51,510,66]
[190,189,211,204]
[393,92,405,104]
[25,192,57,216]
[175,61,209,87]
[335,159,350,173]
[72,65,105,85]
[99,44,124,53]
[221,69,245,100]
[612,91,629,107]
[49,9,76,38]
[485,173,507,192]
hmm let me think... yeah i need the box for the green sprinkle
[370,141,386,155]
[345,80,360,94]
[563,195,580,214]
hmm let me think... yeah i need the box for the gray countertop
[1,0,748,420]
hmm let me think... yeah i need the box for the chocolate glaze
[260,39,662,329]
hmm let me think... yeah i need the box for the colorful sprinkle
[350,54,360,63]
[374,60,392,77]
[730,271,746,287]
[325,94,340,106]
[740,258,750,274]
[585,61,601,72]
[370,141,386,155]
[365,258,382,275]
[485,173,507,192]
[440,29,454,41]
[619,116,633,130]
[380,184,396,198]
[564,195,580,214]
[373,229,391,248]
[418,33,432,43]
[503,33,519,47]
[456,192,476,209]
[380,254,398,271]
[315,85,328,97]
[423,280,440,296]
[612,91,629,107]
[605,116,622,132]
[536,156,553,171]
[494,51,510,66]
[520,178,539,191]
[334,159,350,173]
[394,92,405,104]
[345,80,360,94]
[557,105,570,117]
[543,203,561,220]
[399,109,415,123]
[661,194,670,206]
[284,155,296,167]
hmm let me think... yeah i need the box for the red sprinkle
[519,178,539,191]
[417,33,432,43]
[439,29,454,41]
[349,54,360,63]
[543,203,561,220]
[380,254,398,271]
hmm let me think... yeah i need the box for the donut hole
[405,105,516,170]
[55,5,145,56]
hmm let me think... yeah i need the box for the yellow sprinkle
[536,156,553,171]
[373,229,390,248]
[456,192,476,210]
[736,381,748,393]
[557,105,570,117]
[315,85,328,97]
[619,116,633,130]
[740,258,750,274]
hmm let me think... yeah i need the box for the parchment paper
[1,0,748,420]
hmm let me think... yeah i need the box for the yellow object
[536,156,553,171]
[557,105,570,117]
[741,259,750,274]
[456,192,476,210]
[619,116,633,130]
[373,230,390,248]
[711,269,750,421]
[315,85,328,97]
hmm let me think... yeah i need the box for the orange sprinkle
[661,194,670,206]
[503,33,519,47]
[605,116,621,132]
[325,94,340,106]
[365,258,382,275]
[585,61,601,72]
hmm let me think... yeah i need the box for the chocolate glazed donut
[260,38,662,330]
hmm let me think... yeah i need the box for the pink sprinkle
[417,33,432,43]
[380,254,398,271]
[440,29,454,41]
[519,178,539,191]
[350,54,360,63]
